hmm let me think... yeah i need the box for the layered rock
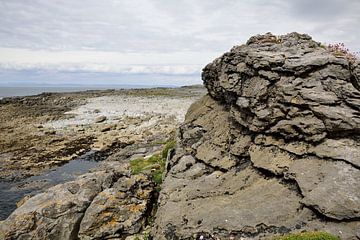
[152,33,360,239]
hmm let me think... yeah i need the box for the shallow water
[0,152,100,220]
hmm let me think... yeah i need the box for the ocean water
[0,85,171,99]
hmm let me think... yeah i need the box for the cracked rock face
[152,33,360,239]
[0,162,155,240]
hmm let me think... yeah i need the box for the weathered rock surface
[78,174,155,239]
[288,158,360,221]
[0,162,156,240]
[152,33,360,239]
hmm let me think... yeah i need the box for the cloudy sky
[0,0,359,86]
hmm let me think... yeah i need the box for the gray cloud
[1,0,357,52]
[289,0,358,20]
[0,0,358,84]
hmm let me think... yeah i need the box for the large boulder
[152,33,360,239]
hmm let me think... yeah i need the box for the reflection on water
[0,152,100,220]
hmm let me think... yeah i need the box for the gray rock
[130,153,146,160]
[94,115,107,123]
[289,158,360,220]
[310,138,360,168]
[153,32,360,239]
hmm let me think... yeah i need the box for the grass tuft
[161,140,176,159]
[273,231,339,240]
[130,140,176,185]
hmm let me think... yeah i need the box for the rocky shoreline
[1,33,360,239]
[0,86,205,222]
[0,86,205,181]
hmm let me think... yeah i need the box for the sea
[0,85,173,99]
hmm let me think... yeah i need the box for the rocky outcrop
[152,33,360,239]
[0,162,156,240]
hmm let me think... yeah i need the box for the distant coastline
[0,85,178,99]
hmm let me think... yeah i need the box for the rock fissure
[250,163,305,200]
[211,223,292,238]
[192,156,228,173]
[302,204,360,223]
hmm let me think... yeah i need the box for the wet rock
[153,33,360,239]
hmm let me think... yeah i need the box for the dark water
[0,152,100,220]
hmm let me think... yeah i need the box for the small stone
[236,97,250,108]
[94,115,107,123]
[45,130,56,135]
[100,126,111,132]
[16,195,31,208]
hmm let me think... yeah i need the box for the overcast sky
[0,0,359,86]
